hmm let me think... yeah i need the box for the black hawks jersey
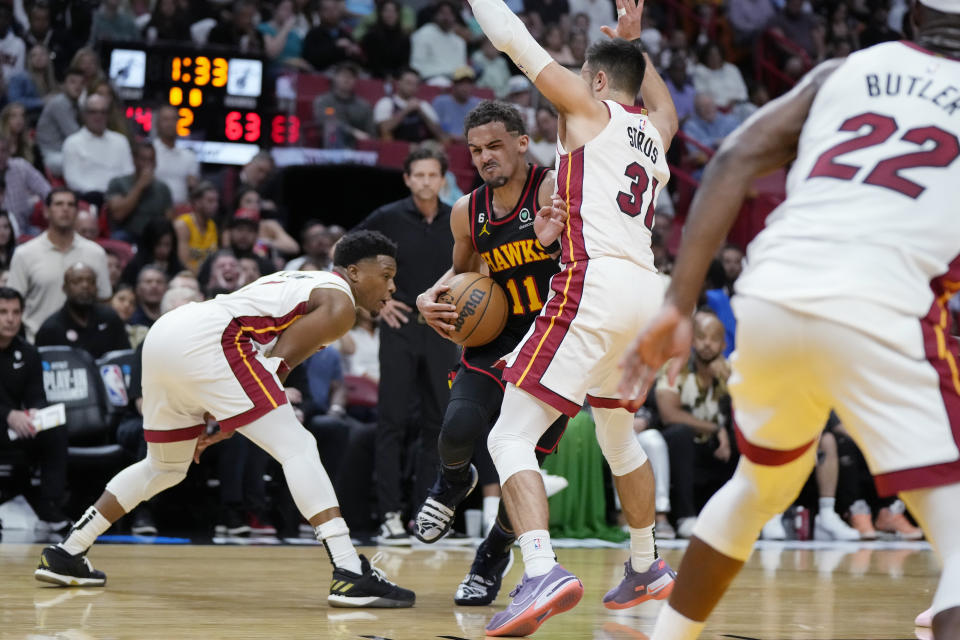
[469,164,559,343]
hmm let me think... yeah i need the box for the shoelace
[81,556,96,572]
[458,574,493,598]
[367,552,397,586]
[418,498,454,530]
[508,581,523,598]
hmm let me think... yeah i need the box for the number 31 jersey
[555,100,669,272]
[736,41,960,349]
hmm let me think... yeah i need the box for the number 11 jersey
[736,41,960,352]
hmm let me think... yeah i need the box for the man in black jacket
[0,287,69,532]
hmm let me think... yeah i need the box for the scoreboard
[104,44,301,164]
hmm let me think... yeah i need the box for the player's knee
[440,398,488,464]
[487,422,538,483]
[597,428,648,476]
[147,456,190,489]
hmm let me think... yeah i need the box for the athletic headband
[919,0,960,14]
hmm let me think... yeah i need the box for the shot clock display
[105,44,300,164]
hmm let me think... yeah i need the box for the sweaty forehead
[467,122,511,146]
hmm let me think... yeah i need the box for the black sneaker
[454,540,514,606]
[328,554,415,608]
[131,507,158,537]
[413,464,479,543]
[214,506,251,537]
[35,545,106,587]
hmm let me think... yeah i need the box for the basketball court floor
[0,535,937,639]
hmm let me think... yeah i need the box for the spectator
[860,4,899,48]
[504,75,536,133]
[199,208,275,286]
[73,206,99,241]
[355,145,457,544]
[285,220,334,271]
[409,1,466,82]
[0,209,14,269]
[471,39,511,98]
[664,52,696,125]
[683,93,740,165]
[568,0,614,43]
[302,0,363,71]
[7,45,57,114]
[300,344,355,482]
[727,0,775,43]
[0,103,37,167]
[70,47,106,96]
[432,66,481,139]
[704,244,743,357]
[260,0,308,71]
[0,4,25,82]
[61,94,134,197]
[527,104,557,167]
[541,24,576,66]
[89,0,141,46]
[826,2,860,51]
[144,0,192,44]
[207,0,264,54]
[524,0,570,27]
[312,62,374,148]
[291,0,317,38]
[768,0,825,63]
[173,180,219,274]
[568,28,589,69]
[656,311,737,539]
[35,262,129,358]
[237,255,262,286]
[105,142,174,243]
[90,80,133,142]
[341,307,379,382]
[151,105,199,207]
[359,0,411,79]
[129,264,167,328]
[104,246,124,291]
[203,249,241,296]
[0,286,70,532]
[120,217,184,286]
[22,3,76,81]
[0,136,51,236]
[36,66,83,177]
[231,151,285,221]
[230,188,299,257]
[109,281,136,323]
[692,43,748,111]
[7,188,111,340]
[373,67,445,142]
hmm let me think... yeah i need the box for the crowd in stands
[0,0,930,541]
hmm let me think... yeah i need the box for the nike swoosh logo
[533,576,578,610]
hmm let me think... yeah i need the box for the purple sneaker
[485,564,583,637]
[602,558,676,610]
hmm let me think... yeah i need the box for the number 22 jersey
[736,41,960,352]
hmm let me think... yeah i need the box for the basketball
[438,272,508,347]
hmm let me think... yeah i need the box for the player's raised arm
[417,195,484,336]
[618,59,842,401]
[466,0,603,120]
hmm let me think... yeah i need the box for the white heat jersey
[736,41,960,354]
[555,100,669,270]
[211,270,355,349]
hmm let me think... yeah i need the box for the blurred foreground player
[620,1,960,638]
[35,231,417,609]
[466,0,679,634]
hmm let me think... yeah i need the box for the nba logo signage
[100,364,129,407]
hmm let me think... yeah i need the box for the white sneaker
[761,514,787,540]
[676,517,696,539]
[814,510,861,541]
[540,469,568,497]
[376,511,411,546]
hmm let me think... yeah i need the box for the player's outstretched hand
[417,284,458,338]
[617,302,692,410]
[379,299,412,329]
[600,0,644,42]
[534,194,568,250]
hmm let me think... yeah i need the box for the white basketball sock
[316,517,361,574]
[518,529,556,577]
[60,506,111,556]
[651,603,706,640]
[483,496,500,534]
[819,496,836,513]
[629,524,657,571]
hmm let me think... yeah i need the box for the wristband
[542,239,561,254]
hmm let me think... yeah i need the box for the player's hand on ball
[618,302,692,409]
[379,299,412,329]
[417,284,458,337]
[534,194,568,250]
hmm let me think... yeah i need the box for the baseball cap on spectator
[452,66,476,83]
[229,208,260,228]
[507,75,531,96]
